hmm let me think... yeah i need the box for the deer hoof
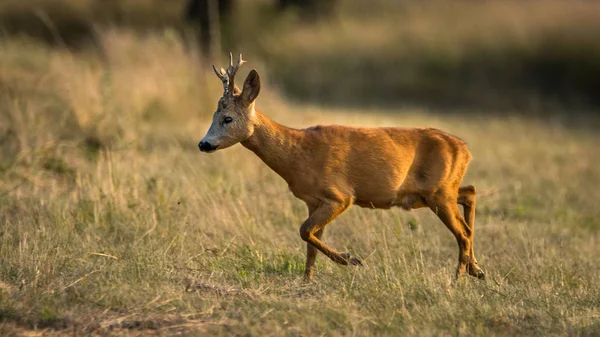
[468,264,486,280]
[341,253,363,266]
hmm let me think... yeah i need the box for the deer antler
[212,53,246,96]
[212,65,228,95]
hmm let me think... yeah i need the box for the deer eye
[222,116,233,125]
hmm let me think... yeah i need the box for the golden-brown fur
[199,56,485,281]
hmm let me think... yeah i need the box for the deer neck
[241,110,303,185]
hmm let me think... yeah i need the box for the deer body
[242,112,466,211]
[199,54,485,281]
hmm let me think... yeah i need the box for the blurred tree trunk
[184,0,336,57]
[184,0,234,57]
[277,0,337,20]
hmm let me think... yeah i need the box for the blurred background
[2,0,600,113]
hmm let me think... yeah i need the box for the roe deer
[199,54,485,281]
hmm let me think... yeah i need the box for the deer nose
[198,141,217,152]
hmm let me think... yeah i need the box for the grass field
[2,20,600,337]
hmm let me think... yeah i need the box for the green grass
[1,27,600,336]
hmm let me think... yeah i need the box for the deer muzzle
[198,141,218,153]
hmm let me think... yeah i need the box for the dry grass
[1,28,600,336]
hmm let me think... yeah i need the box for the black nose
[198,141,217,152]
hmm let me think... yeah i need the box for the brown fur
[199,56,485,281]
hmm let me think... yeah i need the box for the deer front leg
[300,199,361,280]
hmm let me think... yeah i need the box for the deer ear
[241,69,261,104]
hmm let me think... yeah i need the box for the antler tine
[212,64,228,95]
[212,64,227,80]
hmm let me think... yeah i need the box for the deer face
[198,54,261,153]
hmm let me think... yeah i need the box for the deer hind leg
[300,198,361,280]
[458,185,485,280]
[428,192,473,280]
[305,228,324,280]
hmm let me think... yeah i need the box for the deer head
[198,53,261,153]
